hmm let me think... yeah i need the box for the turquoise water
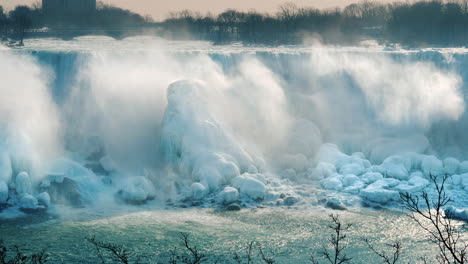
[0,207,460,263]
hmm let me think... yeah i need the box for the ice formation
[1,38,468,217]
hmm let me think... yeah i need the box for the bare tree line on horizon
[3,0,468,46]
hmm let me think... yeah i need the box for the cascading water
[1,37,468,218]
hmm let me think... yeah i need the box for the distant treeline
[161,0,468,46]
[3,0,468,46]
[0,1,148,44]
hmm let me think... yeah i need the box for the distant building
[42,0,96,16]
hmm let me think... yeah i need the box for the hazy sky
[2,0,394,21]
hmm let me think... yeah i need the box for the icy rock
[99,156,117,172]
[339,163,364,176]
[324,197,347,210]
[444,158,460,175]
[409,174,430,186]
[343,183,364,195]
[0,180,8,204]
[220,186,239,203]
[450,174,463,186]
[366,165,386,175]
[19,194,38,209]
[232,175,266,200]
[284,196,298,206]
[445,206,468,221]
[360,185,399,204]
[395,175,429,193]
[191,182,207,200]
[194,166,223,191]
[381,156,409,180]
[421,155,444,177]
[373,178,401,189]
[254,157,266,173]
[226,203,241,211]
[360,172,383,184]
[459,161,468,174]
[15,172,32,196]
[36,192,50,208]
[118,176,157,204]
[461,176,468,190]
[247,165,258,174]
[45,177,83,206]
[309,162,336,180]
[342,175,361,187]
[0,152,12,182]
[320,175,343,191]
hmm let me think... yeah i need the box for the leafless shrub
[0,240,48,264]
[363,238,402,264]
[178,232,208,264]
[400,174,468,264]
[86,235,139,264]
[313,214,352,264]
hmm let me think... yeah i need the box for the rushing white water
[1,36,468,217]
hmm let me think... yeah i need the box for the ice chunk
[459,161,468,174]
[248,165,258,174]
[191,182,207,200]
[421,155,444,177]
[253,157,266,173]
[320,175,343,191]
[394,175,429,193]
[220,186,239,203]
[36,192,50,207]
[0,180,7,204]
[15,172,32,196]
[445,206,468,221]
[99,156,117,172]
[233,174,266,200]
[19,194,38,209]
[194,166,223,191]
[360,172,383,184]
[118,176,156,203]
[339,163,364,176]
[360,183,400,204]
[342,175,361,187]
[444,157,460,175]
[450,174,462,186]
[381,156,410,180]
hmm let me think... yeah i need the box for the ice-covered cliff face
[1,38,468,216]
